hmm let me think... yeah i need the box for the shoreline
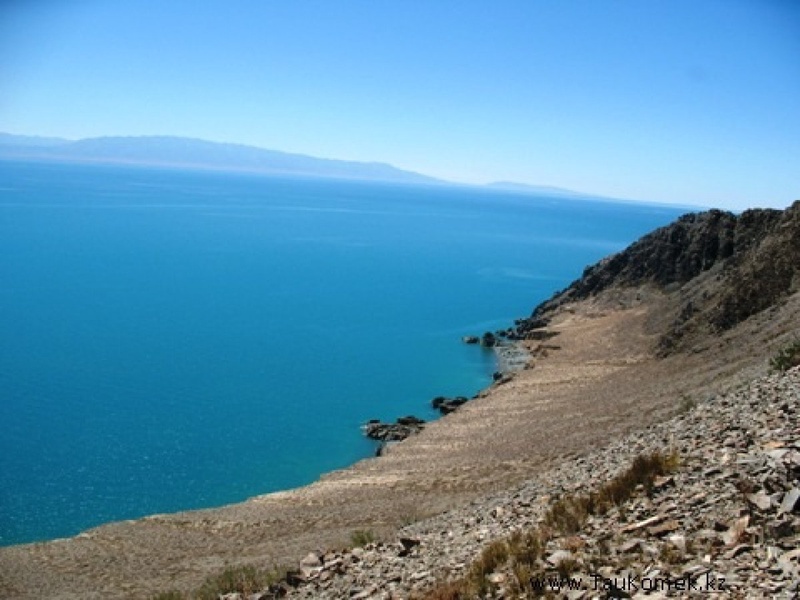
[364,334,531,447]
[1,327,509,550]
[2,290,797,598]
[493,339,533,374]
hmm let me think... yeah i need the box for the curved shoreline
[1,290,797,598]
[0,327,504,550]
[493,339,533,374]
[363,336,530,446]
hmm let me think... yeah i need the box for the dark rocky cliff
[519,200,800,353]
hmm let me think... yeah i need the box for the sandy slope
[1,289,797,599]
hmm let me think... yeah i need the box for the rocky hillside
[263,366,800,599]
[518,200,800,354]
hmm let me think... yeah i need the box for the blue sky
[1,0,798,209]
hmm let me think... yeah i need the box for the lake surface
[0,160,687,545]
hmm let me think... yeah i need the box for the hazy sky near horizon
[1,0,798,210]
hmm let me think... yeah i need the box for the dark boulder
[363,416,425,442]
[481,332,497,347]
[431,396,469,414]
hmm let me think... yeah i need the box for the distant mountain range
[0,132,597,197]
[484,181,592,197]
[0,133,442,185]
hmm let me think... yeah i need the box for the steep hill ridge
[519,200,800,354]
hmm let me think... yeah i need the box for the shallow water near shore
[0,160,685,545]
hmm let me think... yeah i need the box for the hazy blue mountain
[486,181,591,197]
[0,133,71,147]
[0,133,442,185]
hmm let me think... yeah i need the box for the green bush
[195,565,281,600]
[770,338,800,372]
[350,529,375,547]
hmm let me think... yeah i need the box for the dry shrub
[195,565,283,600]
[420,580,466,600]
[771,338,800,372]
[507,529,544,567]
[421,450,679,599]
[543,495,590,534]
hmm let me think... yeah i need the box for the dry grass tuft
[421,450,679,599]
[151,564,286,600]
[350,528,376,548]
[195,565,282,600]
[421,580,467,600]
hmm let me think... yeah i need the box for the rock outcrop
[431,396,469,415]
[363,417,425,442]
[517,201,800,354]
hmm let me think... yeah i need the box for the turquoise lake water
[0,160,687,545]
